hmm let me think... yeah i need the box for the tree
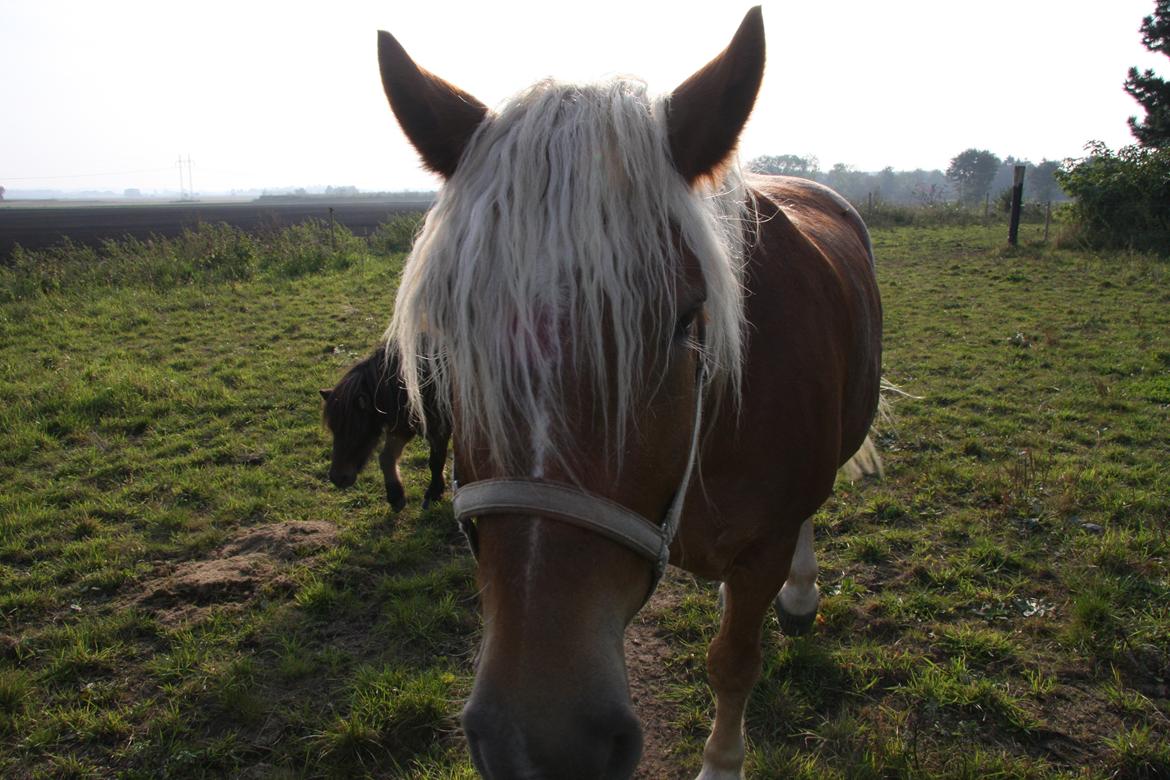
[747,154,819,178]
[946,148,1001,206]
[0,185,5,201]
[1125,0,1170,147]
[1028,160,1063,203]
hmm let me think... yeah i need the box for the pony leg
[421,431,449,509]
[774,518,819,636]
[379,434,410,511]
[697,550,791,780]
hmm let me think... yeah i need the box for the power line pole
[186,155,194,199]
[176,155,186,199]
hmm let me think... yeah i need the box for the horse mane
[388,77,750,473]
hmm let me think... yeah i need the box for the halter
[453,363,709,603]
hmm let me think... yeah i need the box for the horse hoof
[388,495,407,512]
[775,604,817,637]
[421,498,431,510]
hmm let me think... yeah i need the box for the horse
[377,7,882,778]
[320,347,450,511]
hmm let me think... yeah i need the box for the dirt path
[627,575,699,780]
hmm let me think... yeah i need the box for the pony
[320,347,450,511]
[377,7,883,779]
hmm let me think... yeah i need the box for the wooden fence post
[1008,165,1025,246]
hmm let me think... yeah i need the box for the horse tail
[841,434,883,481]
[840,377,918,482]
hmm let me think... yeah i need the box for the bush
[1056,142,1170,254]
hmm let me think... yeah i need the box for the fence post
[328,207,336,252]
[1043,201,1052,243]
[1008,165,1025,246]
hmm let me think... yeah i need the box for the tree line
[746,152,1065,209]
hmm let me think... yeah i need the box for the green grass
[1,221,1168,777]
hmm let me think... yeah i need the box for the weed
[1102,725,1170,779]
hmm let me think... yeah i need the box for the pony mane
[323,349,394,432]
[388,77,750,473]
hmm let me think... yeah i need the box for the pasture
[1,220,1168,778]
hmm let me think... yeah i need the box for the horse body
[320,349,450,510]
[676,174,882,580]
[673,175,881,777]
[376,8,882,778]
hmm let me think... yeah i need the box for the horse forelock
[389,77,750,473]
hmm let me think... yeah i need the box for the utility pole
[186,155,194,199]
[176,155,186,199]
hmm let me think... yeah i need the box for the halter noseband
[452,363,708,603]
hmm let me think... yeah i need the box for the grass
[1,219,1168,777]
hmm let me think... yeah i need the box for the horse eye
[675,305,702,341]
[357,395,370,411]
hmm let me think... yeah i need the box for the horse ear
[320,389,332,401]
[667,7,765,185]
[377,30,489,179]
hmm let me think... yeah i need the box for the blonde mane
[387,77,750,472]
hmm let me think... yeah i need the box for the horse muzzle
[462,696,642,779]
[328,468,357,489]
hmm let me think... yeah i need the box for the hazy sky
[1,0,1164,194]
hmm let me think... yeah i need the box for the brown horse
[320,348,450,511]
[378,7,882,779]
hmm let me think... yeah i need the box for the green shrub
[1056,142,1170,254]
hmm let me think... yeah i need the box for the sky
[0,0,1165,195]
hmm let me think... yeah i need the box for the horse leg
[774,518,819,636]
[379,434,410,511]
[697,543,793,780]
[421,430,449,509]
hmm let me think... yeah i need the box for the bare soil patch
[137,520,336,624]
[629,574,697,780]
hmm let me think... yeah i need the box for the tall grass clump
[369,212,425,255]
[1,224,260,300]
[259,219,366,278]
[0,216,410,302]
[859,201,992,229]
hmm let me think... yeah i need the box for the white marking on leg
[778,519,819,617]
[696,738,746,780]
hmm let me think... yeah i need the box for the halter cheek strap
[452,364,707,603]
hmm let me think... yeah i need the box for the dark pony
[320,348,449,511]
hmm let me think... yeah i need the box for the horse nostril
[461,704,494,776]
[604,709,643,779]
